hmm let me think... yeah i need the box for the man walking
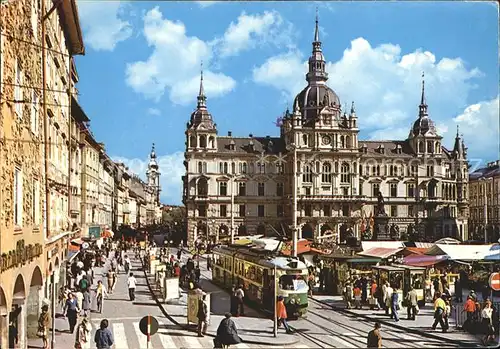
[406,286,418,320]
[367,322,382,348]
[197,294,209,337]
[127,273,137,301]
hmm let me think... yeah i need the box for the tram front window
[279,274,308,291]
[411,273,424,289]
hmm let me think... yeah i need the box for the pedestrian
[234,285,245,316]
[207,256,212,271]
[370,280,380,310]
[82,288,91,317]
[127,272,137,301]
[432,292,447,332]
[307,271,315,296]
[197,294,209,337]
[37,304,50,349]
[367,322,382,348]
[124,255,131,274]
[230,285,237,316]
[455,277,463,303]
[443,298,451,330]
[384,282,393,316]
[64,293,79,333]
[344,281,353,309]
[276,296,293,334]
[406,286,418,320]
[390,287,399,322]
[9,319,18,349]
[96,280,108,313]
[354,285,362,309]
[215,313,241,349]
[74,316,91,349]
[74,288,83,314]
[462,296,476,332]
[481,299,495,345]
[94,319,114,349]
[177,249,182,260]
[106,269,114,293]
[195,264,201,283]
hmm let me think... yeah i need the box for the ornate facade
[0,0,83,346]
[183,17,469,248]
[469,160,500,242]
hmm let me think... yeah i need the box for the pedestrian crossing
[80,320,312,348]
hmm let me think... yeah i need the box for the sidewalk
[310,294,485,347]
[143,259,299,346]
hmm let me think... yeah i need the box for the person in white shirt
[127,273,137,301]
[74,290,84,314]
[234,285,245,316]
[481,299,495,345]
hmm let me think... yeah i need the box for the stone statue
[376,191,387,216]
[390,224,400,240]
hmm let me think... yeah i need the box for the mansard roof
[359,140,415,158]
[216,136,286,155]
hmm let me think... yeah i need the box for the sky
[74,0,500,205]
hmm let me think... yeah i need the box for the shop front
[0,239,44,349]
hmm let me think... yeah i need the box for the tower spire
[420,71,426,105]
[197,61,207,108]
[314,7,320,43]
[418,71,428,117]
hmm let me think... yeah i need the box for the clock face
[322,136,331,145]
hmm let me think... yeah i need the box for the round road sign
[489,272,500,291]
[139,315,159,336]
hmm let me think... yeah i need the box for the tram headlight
[289,298,296,304]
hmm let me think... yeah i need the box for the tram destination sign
[0,240,43,272]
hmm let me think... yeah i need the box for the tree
[161,206,186,243]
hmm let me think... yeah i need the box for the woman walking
[37,304,50,349]
[74,316,91,349]
[481,299,495,345]
[214,313,241,348]
[96,280,109,313]
[94,319,114,349]
[64,293,79,333]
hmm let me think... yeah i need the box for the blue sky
[75,1,499,205]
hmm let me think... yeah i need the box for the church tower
[146,143,161,204]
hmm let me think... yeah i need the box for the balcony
[297,194,367,202]
[70,197,80,214]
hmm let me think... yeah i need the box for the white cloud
[252,37,490,155]
[147,108,161,116]
[113,152,185,205]
[213,11,294,58]
[197,1,218,8]
[453,96,500,161]
[77,1,132,51]
[125,7,236,105]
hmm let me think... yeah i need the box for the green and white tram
[212,245,309,319]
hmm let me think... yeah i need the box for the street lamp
[286,143,298,257]
[479,177,493,243]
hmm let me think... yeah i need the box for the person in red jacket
[276,296,293,334]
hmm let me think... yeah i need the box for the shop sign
[89,226,101,239]
[0,240,43,272]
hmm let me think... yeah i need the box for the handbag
[37,325,46,338]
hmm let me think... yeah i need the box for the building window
[258,205,264,217]
[323,204,331,217]
[33,179,40,226]
[276,162,284,174]
[426,165,434,177]
[277,205,284,217]
[238,182,246,196]
[231,162,236,174]
[219,162,228,174]
[359,180,364,196]
[408,205,414,217]
[407,183,415,197]
[390,205,397,217]
[219,182,227,196]
[198,204,207,217]
[340,163,350,183]
[303,165,312,183]
[220,205,227,217]
[258,182,265,196]
[15,60,23,117]
[257,162,265,174]
[372,183,380,197]
[304,204,312,217]
[239,204,246,217]
[390,183,397,197]
[239,162,247,174]
[14,167,23,227]
[31,92,39,134]
[322,162,332,183]
[197,162,203,173]
[276,183,284,196]
[305,187,311,196]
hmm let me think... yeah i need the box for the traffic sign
[489,272,500,291]
[139,315,159,336]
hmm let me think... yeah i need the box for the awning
[426,243,499,261]
[358,247,404,259]
[403,254,449,267]
[70,238,84,246]
[361,241,405,251]
[347,257,381,263]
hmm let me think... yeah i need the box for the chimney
[228,131,232,137]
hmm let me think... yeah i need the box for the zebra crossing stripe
[329,335,356,348]
[157,332,177,348]
[183,335,204,348]
[112,322,129,349]
[133,321,149,348]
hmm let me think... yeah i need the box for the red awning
[403,254,449,267]
[358,247,404,259]
[281,240,328,256]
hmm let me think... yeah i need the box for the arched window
[203,162,207,173]
[198,162,203,173]
[302,134,308,146]
[417,141,423,153]
[199,135,207,148]
[322,162,332,183]
[390,165,395,176]
[231,162,236,174]
[376,165,380,176]
[208,136,215,148]
[303,165,312,183]
[427,141,433,153]
[242,162,247,174]
[197,178,208,197]
[223,162,228,174]
[340,135,345,148]
[345,135,351,149]
[219,162,223,173]
[341,163,350,183]
[190,135,197,148]
[435,142,440,154]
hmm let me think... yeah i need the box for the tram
[393,264,426,306]
[212,244,309,319]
